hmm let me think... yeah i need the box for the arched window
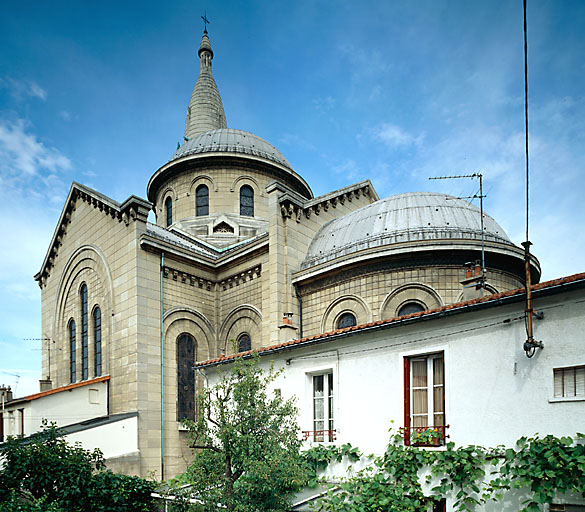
[196,184,209,216]
[240,185,254,217]
[337,312,357,329]
[93,307,101,377]
[80,284,88,380]
[397,301,426,317]
[177,334,196,422]
[165,197,173,227]
[237,333,251,352]
[69,319,76,383]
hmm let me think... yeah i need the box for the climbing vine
[301,429,585,511]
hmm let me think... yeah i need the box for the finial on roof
[201,12,210,34]
[183,25,227,140]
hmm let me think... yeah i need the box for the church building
[11,29,540,479]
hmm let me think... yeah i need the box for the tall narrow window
[240,185,254,217]
[80,284,88,380]
[93,307,102,377]
[312,372,334,442]
[69,319,76,383]
[237,333,251,352]
[196,184,209,216]
[177,334,196,422]
[165,196,173,227]
[404,353,445,445]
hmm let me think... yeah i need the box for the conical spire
[184,31,227,140]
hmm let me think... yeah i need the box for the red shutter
[403,356,411,445]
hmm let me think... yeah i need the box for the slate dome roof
[170,128,293,170]
[302,192,512,269]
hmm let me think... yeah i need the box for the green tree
[175,356,307,511]
[0,421,156,512]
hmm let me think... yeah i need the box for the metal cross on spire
[201,12,210,34]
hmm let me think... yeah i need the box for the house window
[196,184,209,216]
[312,372,334,442]
[93,307,101,377]
[404,353,445,445]
[165,196,173,226]
[240,185,254,217]
[80,284,88,380]
[337,312,357,329]
[398,301,426,317]
[69,319,76,383]
[554,366,585,398]
[177,333,196,422]
[237,333,251,352]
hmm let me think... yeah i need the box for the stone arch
[159,186,178,214]
[53,245,114,385]
[321,294,372,333]
[189,175,218,194]
[229,175,264,197]
[219,305,262,355]
[163,307,215,364]
[380,283,444,320]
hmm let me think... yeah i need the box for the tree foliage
[305,429,585,512]
[0,421,156,511]
[174,356,307,511]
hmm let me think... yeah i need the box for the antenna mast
[429,173,486,284]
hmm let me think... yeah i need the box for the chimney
[460,262,486,301]
[39,379,53,392]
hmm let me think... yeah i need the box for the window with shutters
[177,333,196,422]
[196,184,209,216]
[404,352,446,446]
[554,365,585,399]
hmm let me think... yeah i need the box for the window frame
[403,351,446,446]
[552,365,585,401]
[80,283,88,380]
[196,184,209,216]
[93,306,102,378]
[177,333,196,423]
[165,196,173,227]
[237,332,251,353]
[336,312,357,329]
[239,184,254,217]
[306,371,335,443]
[69,318,76,383]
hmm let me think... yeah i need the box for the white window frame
[550,364,585,403]
[410,353,444,430]
[304,366,337,444]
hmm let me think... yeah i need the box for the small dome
[171,128,293,170]
[302,192,512,269]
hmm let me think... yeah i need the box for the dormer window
[196,184,209,216]
[165,197,173,227]
[240,185,254,217]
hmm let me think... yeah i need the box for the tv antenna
[0,371,21,396]
[429,173,486,284]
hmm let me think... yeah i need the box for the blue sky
[1,0,584,396]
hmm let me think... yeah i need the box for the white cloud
[0,77,47,101]
[375,123,424,148]
[0,119,72,179]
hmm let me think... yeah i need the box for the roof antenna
[201,12,210,34]
[521,0,542,358]
[429,173,486,286]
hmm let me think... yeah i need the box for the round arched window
[165,197,173,227]
[240,185,254,217]
[337,312,357,329]
[397,301,426,317]
[238,333,251,352]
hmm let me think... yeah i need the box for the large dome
[170,128,293,170]
[302,192,512,269]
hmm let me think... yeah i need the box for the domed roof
[170,128,293,170]
[302,192,512,269]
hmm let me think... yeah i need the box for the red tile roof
[197,271,585,369]
[25,375,110,401]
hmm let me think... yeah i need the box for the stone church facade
[33,30,540,478]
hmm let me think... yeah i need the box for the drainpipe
[294,283,303,339]
[160,252,165,480]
